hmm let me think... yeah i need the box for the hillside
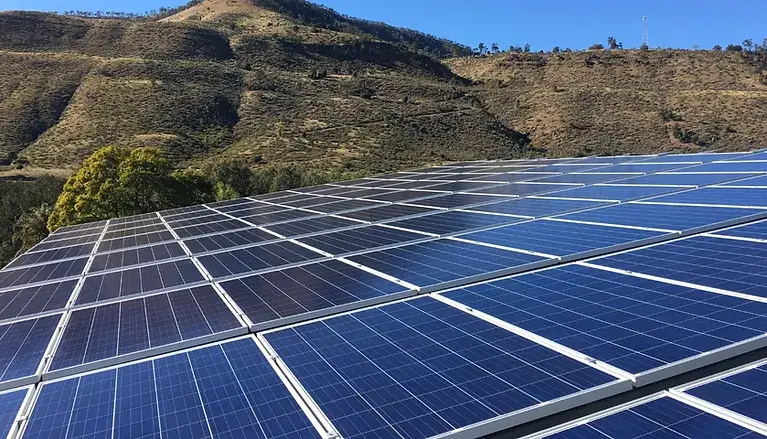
[448,50,767,157]
[0,0,765,179]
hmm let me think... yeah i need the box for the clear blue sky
[3,0,765,50]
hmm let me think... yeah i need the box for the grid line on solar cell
[594,235,767,299]
[197,241,326,279]
[23,337,323,439]
[75,259,206,305]
[264,296,621,439]
[219,259,410,330]
[443,263,767,385]
[524,394,765,439]
[47,285,245,377]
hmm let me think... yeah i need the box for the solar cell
[681,361,767,428]
[23,337,323,439]
[559,203,764,231]
[444,263,767,384]
[0,280,76,321]
[262,215,361,238]
[6,243,94,269]
[97,230,175,252]
[470,197,608,218]
[43,227,102,242]
[550,184,685,201]
[48,285,244,376]
[249,191,303,201]
[710,219,767,241]
[53,220,107,233]
[347,239,548,289]
[161,208,218,222]
[264,297,624,439]
[341,203,437,222]
[0,387,28,439]
[594,235,767,298]
[525,394,764,439]
[292,183,342,193]
[0,258,88,291]
[646,187,767,208]
[409,193,506,209]
[76,259,206,305]
[183,228,280,254]
[159,204,208,216]
[0,314,59,388]
[213,200,264,213]
[297,225,429,255]
[460,219,667,257]
[386,210,521,235]
[197,241,325,279]
[220,259,409,329]
[105,217,162,232]
[532,173,637,185]
[205,197,254,208]
[471,182,576,197]
[311,186,367,196]
[616,173,750,186]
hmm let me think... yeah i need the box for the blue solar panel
[304,199,383,214]
[465,173,553,183]
[297,225,428,255]
[711,220,767,241]
[724,175,767,187]
[422,181,502,192]
[595,236,767,298]
[685,363,767,426]
[471,182,574,197]
[443,263,767,379]
[560,203,764,231]
[97,230,175,252]
[23,337,322,439]
[49,285,243,374]
[617,173,751,186]
[649,187,767,207]
[263,216,362,238]
[6,243,94,269]
[724,151,767,161]
[0,280,76,321]
[264,297,620,439]
[386,210,521,236]
[531,164,607,173]
[198,241,324,279]
[551,185,685,201]
[532,173,636,184]
[347,239,547,288]
[0,388,27,439]
[639,153,747,163]
[77,259,205,305]
[470,197,609,218]
[589,163,689,173]
[460,219,666,257]
[682,162,767,173]
[183,228,280,254]
[220,259,409,328]
[410,193,505,209]
[88,242,186,272]
[536,395,764,439]
[366,190,438,203]
[341,204,436,222]
[0,314,59,385]
[0,258,88,290]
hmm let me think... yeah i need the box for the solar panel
[460,219,668,258]
[197,241,325,279]
[560,203,765,232]
[88,242,186,273]
[183,227,281,254]
[472,182,579,197]
[443,262,767,385]
[549,184,686,201]
[724,174,767,187]
[0,258,88,291]
[22,337,324,439]
[173,218,251,238]
[617,172,750,186]
[710,219,767,241]
[6,243,94,269]
[524,393,765,439]
[301,199,384,214]
[30,234,100,253]
[464,172,556,183]
[0,314,59,389]
[297,225,430,255]
[387,210,522,236]
[682,162,767,173]
[0,280,76,321]
[469,197,609,218]
[47,285,245,378]
[97,230,175,252]
[365,189,440,203]
[0,387,29,439]
[409,193,506,209]
[594,235,767,298]
[263,296,627,439]
[533,173,638,184]
[219,259,410,330]
[647,187,767,208]
[639,152,748,163]
[341,203,437,222]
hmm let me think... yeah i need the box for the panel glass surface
[302,199,384,214]
[173,219,251,238]
[711,220,767,241]
[0,388,28,439]
[89,242,186,273]
[366,190,440,203]
[220,259,408,326]
[409,193,506,209]
[31,234,100,253]
[0,314,59,384]
[265,297,617,439]
[460,219,665,257]
[616,173,750,186]
[560,203,764,231]
[77,259,205,305]
[686,364,767,426]
[183,228,280,254]
[470,182,573,197]
[387,210,522,236]
[550,185,685,202]
[595,236,767,298]
[197,241,324,279]
[0,280,76,321]
[341,204,437,222]
[0,258,88,290]
[444,264,767,375]
[532,173,637,185]
[465,173,555,183]
[681,162,767,173]
[97,230,175,253]
[724,175,767,187]
[347,239,547,288]
[50,285,242,372]
[471,197,608,218]
[23,337,321,439]
[263,216,361,238]
[298,225,428,255]
[648,187,767,207]
[6,243,94,269]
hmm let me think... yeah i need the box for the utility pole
[642,16,649,47]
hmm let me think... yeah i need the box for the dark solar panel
[471,182,574,197]
[0,280,76,321]
[88,242,187,273]
[410,193,506,209]
[0,258,88,290]
[684,364,767,426]
[6,243,94,269]
[387,210,521,236]
[297,225,428,255]
[340,204,436,222]
[172,218,250,238]
[649,187,767,207]
[0,314,59,385]
[197,241,325,279]
[470,197,608,218]
[97,230,175,252]
[183,228,280,254]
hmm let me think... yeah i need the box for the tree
[589,43,605,50]
[744,39,754,51]
[726,44,743,52]
[477,42,486,55]
[552,46,560,53]
[491,43,499,54]
[692,44,700,50]
[13,204,53,254]
[640,43,649,51]
[607,37,618,50]
[47,146,214,231]
[523,43,531,53]
[713,44,722,51]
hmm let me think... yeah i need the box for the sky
[3,0,765,51]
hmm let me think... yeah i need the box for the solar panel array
[1,150,767,439]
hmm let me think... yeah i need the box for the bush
[588,43,605,50]
[307,68,328,80]
[713,45,722,51]
[726,44,743,52]
[659,108,684,122]
[640,43,649,51]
